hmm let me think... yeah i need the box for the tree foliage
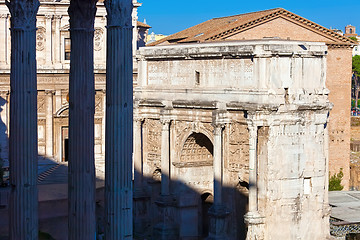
[349,36,358,42]
[353,55,360,77]
[329,168,344,191]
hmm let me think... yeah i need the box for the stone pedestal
[244,211,265,240]
[206,204,230,240]
[153,195,178,240]
[133,189,151,239]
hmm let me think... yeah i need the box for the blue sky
[138,0,360,36]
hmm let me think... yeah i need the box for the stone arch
[180,132,213,164]
[55,105,69,117]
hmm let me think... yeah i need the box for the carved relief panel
[224,122,249,183]
[143,118,162,174]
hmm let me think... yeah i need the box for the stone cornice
[104,0,132,27]
[6,0,40,30]
[68,0,97,30]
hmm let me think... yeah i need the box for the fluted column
[6,0,40,239]
[248,125,258,213]
[67,1,97,239]
[153,115,178,240]
[104,0,133,239]
[160,118,170,196]
[245,123,264,240]
[133,116,143,190]
[45,90,54,158]
[213,124,223,205]
[207,121,229,240]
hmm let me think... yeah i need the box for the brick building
[149,8,356,190]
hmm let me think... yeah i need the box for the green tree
[349,36,358,42]
[352,56,360,109]
[329,168,344,191]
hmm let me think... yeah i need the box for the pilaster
[0,14,8,64]
[67,0,98,239]
[104,0,133,239]
[44,14,52,64]
[45,90,54,158]
[53,15,62,64]
[6,0,40,239]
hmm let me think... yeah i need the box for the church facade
[0,0,149,171]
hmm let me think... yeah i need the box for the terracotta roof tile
[137,21,151,29]
[149,8,356,46]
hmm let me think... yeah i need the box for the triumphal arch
[134,41,332,239]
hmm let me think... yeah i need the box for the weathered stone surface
[134,40,331,239]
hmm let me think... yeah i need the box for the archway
[200,193,213,238]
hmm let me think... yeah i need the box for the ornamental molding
[36,26,46,51]
[94,27,104,51]
[6,0,40,30]
[68,0,97,30]
[104,0,132,27]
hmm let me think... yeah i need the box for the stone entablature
[134,40,331,239]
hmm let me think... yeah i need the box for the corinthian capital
[104,0,133,27]
[68,0,98,30]
[6,0,40,30]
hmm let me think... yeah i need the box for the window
[195,71,200,85]
[64,38,71,60]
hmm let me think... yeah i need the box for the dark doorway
[62,126,69,162]
[200,193,213,238]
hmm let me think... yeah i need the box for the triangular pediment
[150,8,355,46]
[222,16,339,43]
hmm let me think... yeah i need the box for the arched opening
[180,132,213,164]
[200,193,213,238]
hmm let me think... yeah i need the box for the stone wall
[135,40,331,239]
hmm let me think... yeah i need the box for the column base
[206,204,230,240]
[133,188,151,239]
[244,212,265,240]
[153,194,178,240]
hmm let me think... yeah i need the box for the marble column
[133,116,143,191]
[160,118,170,196]
[244,123,264,240]
[133,115,151,238]
[207,123,229,240]
[104,0,133,239]
[45,90,54,158]
[153,113,178,240]
[67,0,97,239]
[6,0,40,239]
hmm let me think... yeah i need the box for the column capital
[0,14,8,19]
[212,123,224,136]
[45,90,55,95]
[68,0,98,30]
[134,116,144,124]
[45,14,53,20]
[6,0,40,30]
[54,14,62,20]
[104,0,133,27]
[160,118,171,129]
